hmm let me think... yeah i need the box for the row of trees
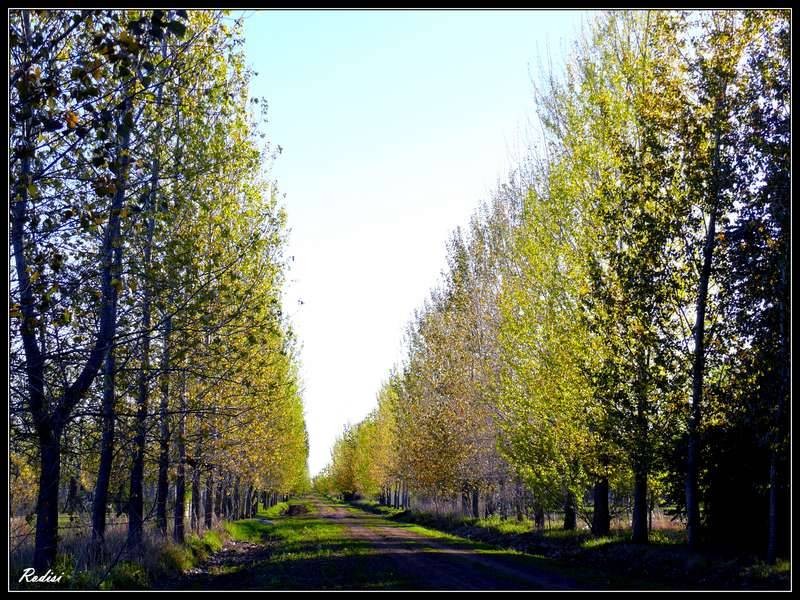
[10,10,309,572]
[315,10,789,561]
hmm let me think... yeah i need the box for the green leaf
[166,20,187,38]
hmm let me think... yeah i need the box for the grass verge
[343,497,789,590]
[200,497,412,589]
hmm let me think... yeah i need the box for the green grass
[581,536,616,550]
[157,542,196,574]
[340,497,790,590]
[475,514,536,535]
[334,497,613,588]
[215,498,790,590]
[738,559,791,586]
[40,495,782,591]
[163,528,228,568]
[349,498,406,518]
[224,518,273,543]
[201,497,413,589]
[259,499,368,560]
[99,561,150,590]
[140,529,229,587]
[186,529,225,560]
[263,501,290,519]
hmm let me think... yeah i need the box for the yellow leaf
[118,30,139,51]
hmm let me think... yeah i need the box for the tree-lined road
[173,497,578,590]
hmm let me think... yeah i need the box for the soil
[164,496,578,590]
[322,500,576,589]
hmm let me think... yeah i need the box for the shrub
[154,543,194,576]
[100,561,150,590]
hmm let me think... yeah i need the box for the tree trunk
[127,52,167,545]
[563,491,577,530]
[243,485,252,519]
[499,481,508,519]
[191,465,201,532]
[125,123,152,550]
[686,108,725,550]
[633,352,650,544]
[686,211,716,548]
[471,488,480,519]
[591,477,610,537]
[632,468,648,544]
[204,471,214,529]
[155,316,172,535]
[16,58,128,572]
[173,372,187,543]
[767,256,789,564]
[534,506,545,530]
[92,346,116,548]
[13,15,55,570]
[64,476,78,515]
[224,485,233,519]
[127,403,147,550]
[214,480,223,518]
[33,432,61,571]
[127,314,153,544]
[174,468,185,543]
[766,453,778,563]
[233,479,241,520]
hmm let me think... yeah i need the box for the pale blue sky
[241,10,588,475]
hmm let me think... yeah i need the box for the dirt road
[170,496,578,590]
[313,498,576,590]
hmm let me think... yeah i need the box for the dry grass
[10,511,228,590]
